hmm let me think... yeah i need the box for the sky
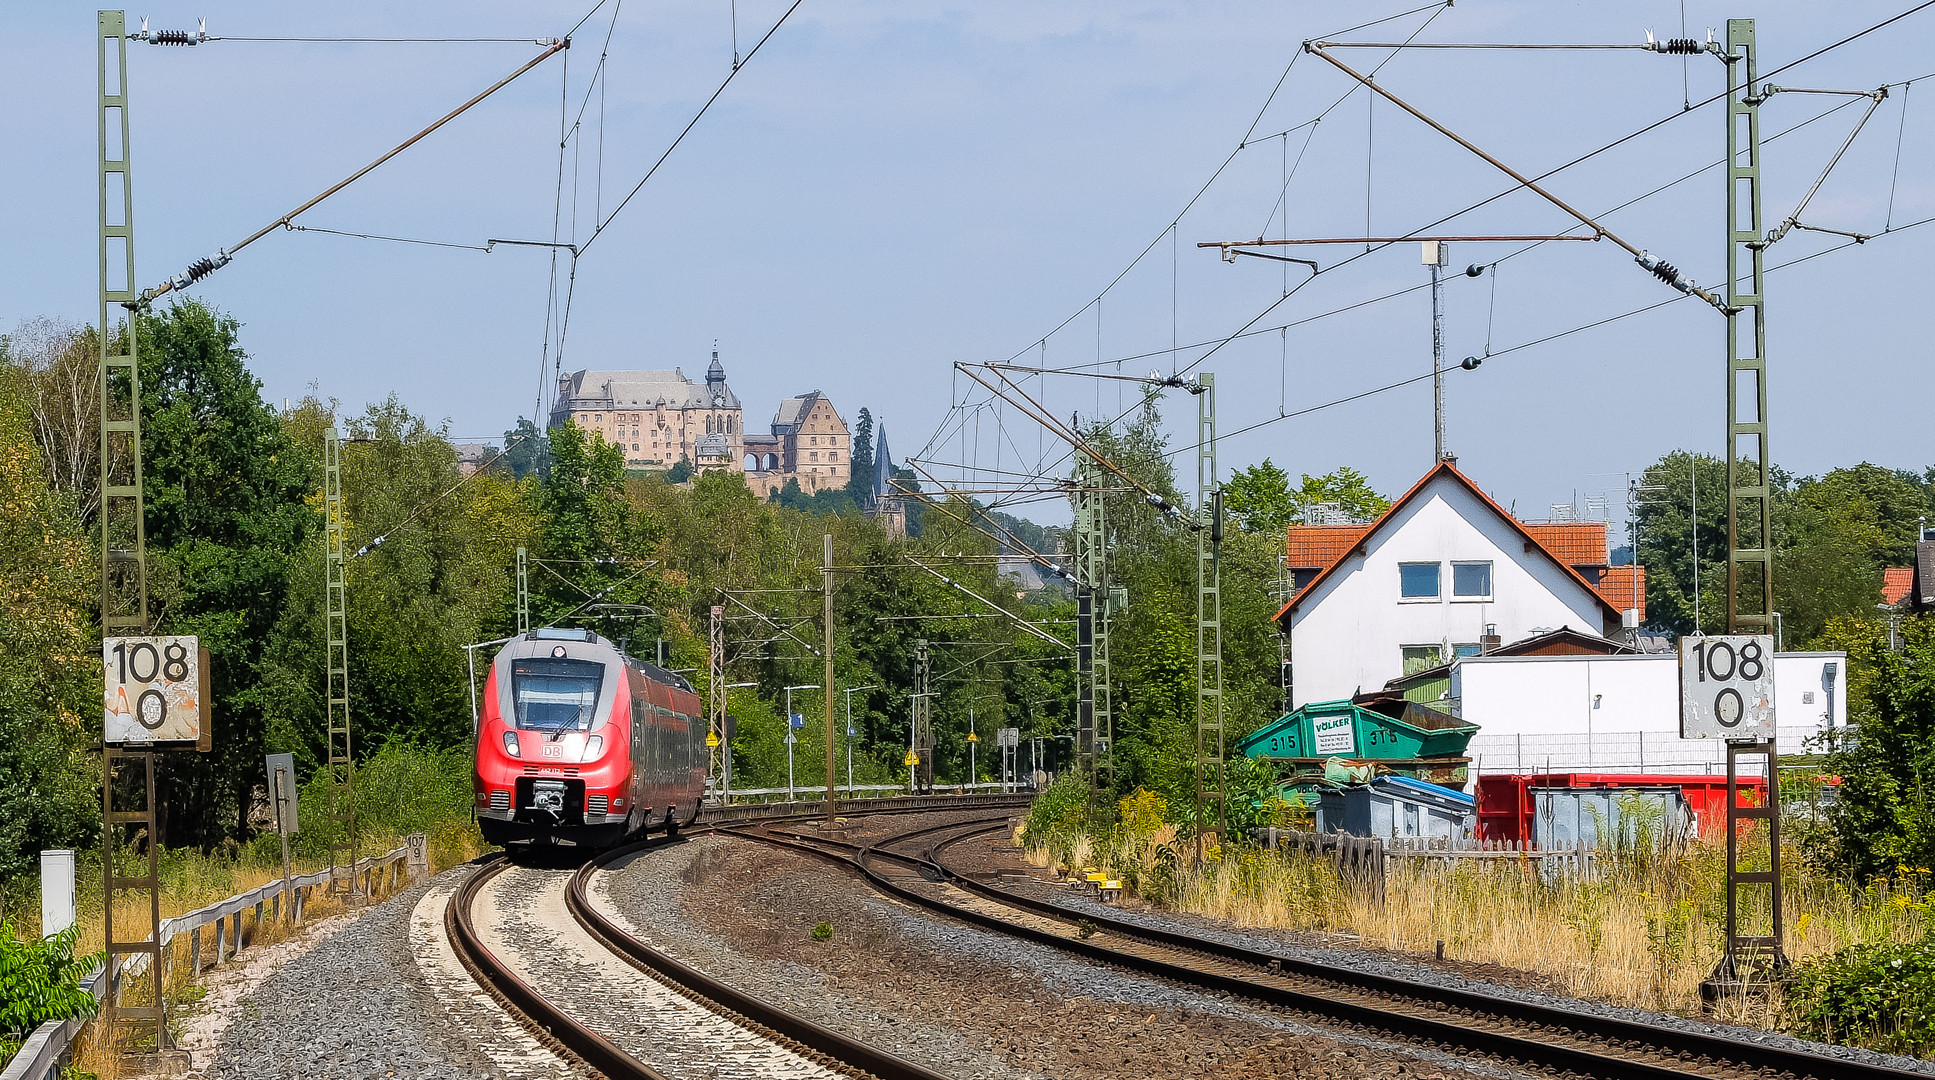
[4,1,1931,530]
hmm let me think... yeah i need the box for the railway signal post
[324,426,362,905]
[823,533,839,829]
[1705,17,1789,1002]
[96,13,204,1059]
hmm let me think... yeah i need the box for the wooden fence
[0,836,426,1080]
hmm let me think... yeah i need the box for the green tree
[1635,451,1729,636]
[846,406,875,504]
[500,417,551,482]
[1810,613,1935,882]
[1223,459,1297,534]
[666,456,693,484]
[137,301,316,847]
[1288,466,1389,522]
[534,421,662,642]
[0,365,99,877]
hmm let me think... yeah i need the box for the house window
[1399,562,1440,598]
[1402,645,1443,674]
[1452,561,1493,598]
[1452,643,1482,659]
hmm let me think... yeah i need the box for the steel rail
[734,816,1923,1080]
[446,853,667,1080]
[920,827,1926,1080]
[447,795,1030,1080]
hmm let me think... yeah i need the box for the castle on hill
[549,351,850,496]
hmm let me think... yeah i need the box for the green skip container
[1237,699,1478,762]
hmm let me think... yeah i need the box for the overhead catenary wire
[921,2,1455,480]
[1188,209,1935,461]
[1007,87,1883,384]
[138,39,571,304]
[551,0,807,371]
[1096,2,1935,417]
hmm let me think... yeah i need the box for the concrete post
[40,849,75,938]
[407,833,429,879]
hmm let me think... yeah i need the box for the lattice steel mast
[515,546,530,634]
[912,639,934,793]
[97,10,167,1054]
[1071,451,1112,778]
[1194,374,1226,855]
[709,603,725,799]
[1712,15,1789,992]
[323,426,359,903]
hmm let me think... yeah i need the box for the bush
[290,741,475,861]
[1787,938,1935,1054]
[0,922,103,1051]
[811,921,832,942]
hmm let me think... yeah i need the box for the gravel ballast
[602,824,1508,1080]
[197,866,576,1080]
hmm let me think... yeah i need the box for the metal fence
[1258,829,1600,897]
[713,781,1032,804]
[0,837,424,1080]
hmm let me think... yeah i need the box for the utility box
[1532,787,1689,849]
[1318,776,1474,841]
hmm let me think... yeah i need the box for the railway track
[444,795,1029,1080]
[731,815,1928,1080]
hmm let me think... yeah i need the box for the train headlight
[584,735,603,759]
[502,730,521,757]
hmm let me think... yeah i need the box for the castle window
[595,414,602,422]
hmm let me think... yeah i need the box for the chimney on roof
[1479,623,1501,654]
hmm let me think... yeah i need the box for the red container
[1476,772,1766,843]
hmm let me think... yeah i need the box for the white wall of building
[1454,652,1848,777]
[1289,474,1614,706]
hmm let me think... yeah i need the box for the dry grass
[1020,825,1928,1025]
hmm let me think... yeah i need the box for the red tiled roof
[1521,523,1609,567]
[1273,462,1622,625]
[1596,565,1646,620]
[1884,566,1915,606]
[1285,524,1373,570]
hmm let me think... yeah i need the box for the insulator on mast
[136,17,206,45]
[1635,251,1695,295]
[168,250,231,292]
[1644,29,1704,54]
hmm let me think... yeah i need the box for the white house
[1275,462,1638,708]
[1455,651,1848,776]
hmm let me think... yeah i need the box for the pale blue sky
[4,2,1929,525]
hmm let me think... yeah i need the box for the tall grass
[1020,801,1933,1024]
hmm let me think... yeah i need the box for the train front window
[511,658,604,731]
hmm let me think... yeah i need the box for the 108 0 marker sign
[1678,634,1775,740]
[103,635,204,746]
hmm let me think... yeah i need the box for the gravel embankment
[601,827,1512,1080]
[198,865,576,1080]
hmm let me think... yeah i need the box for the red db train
[474,628,706,848]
